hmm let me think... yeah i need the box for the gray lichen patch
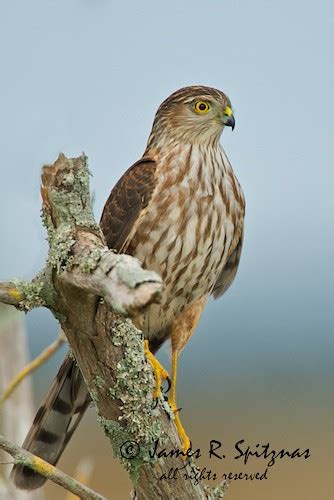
[110,319,165,443]
[208,482,229,499]
[98,318,168,477]
[16,452,33,468]
[41,155,100,274]
[37,267,57,309]
[41,209,55,242]
[61,171,75,187]
[47,223,76,272]
[42,207,75,273]
[90,388,99,404]
[12,279,45,311]
[78,248,106,273]
[94,376,106,389]
[98,417,154,482]
[49,156,98,230]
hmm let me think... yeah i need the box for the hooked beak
[222,106,235,130]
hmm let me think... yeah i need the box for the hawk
[12,85,245,490]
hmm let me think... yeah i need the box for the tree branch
[0,435,106,500]
[0,153,227,499]
[0,284,24,309]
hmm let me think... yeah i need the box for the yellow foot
[144,340,169,398]
[169,399,191,455]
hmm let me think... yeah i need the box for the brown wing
[100,158,157,252]
[212,231,244,299]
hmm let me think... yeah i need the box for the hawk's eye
[194,101,211,114]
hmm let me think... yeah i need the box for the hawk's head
[148,85,235,148]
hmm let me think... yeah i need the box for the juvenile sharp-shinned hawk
[11,85,245,490]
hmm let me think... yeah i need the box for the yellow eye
[194,100,211,114]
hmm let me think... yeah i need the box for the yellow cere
[224,106,233,117]
[194,100,211,114]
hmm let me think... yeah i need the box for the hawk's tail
[10,354,90,490]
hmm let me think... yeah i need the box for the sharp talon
[163,376,171,394]
[152,398,159,410]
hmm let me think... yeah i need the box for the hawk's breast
[126,144,244,340]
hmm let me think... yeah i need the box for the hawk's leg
[144,340,169,398]
[168,350,191,453]
[168,296,207,454]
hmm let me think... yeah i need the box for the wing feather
[212,231,244,299]
[100,158,157,252]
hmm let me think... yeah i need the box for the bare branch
[0,435,107,500]
[0,284,23,309]
[61,250,162,317]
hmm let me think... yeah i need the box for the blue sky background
[0,1,333,498]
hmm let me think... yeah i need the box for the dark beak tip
[225,115,236,131]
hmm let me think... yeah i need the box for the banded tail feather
[11,354,90,490]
